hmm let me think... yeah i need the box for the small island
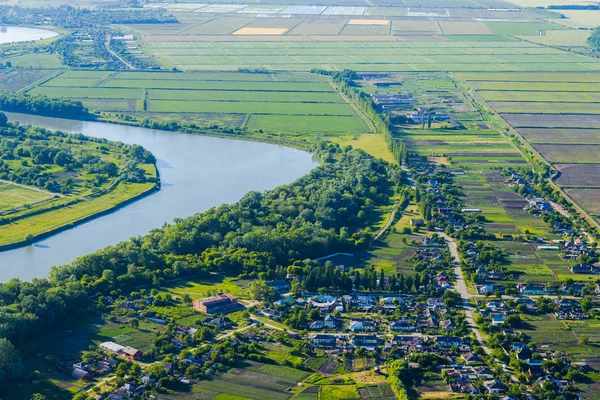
[0,112,159,249]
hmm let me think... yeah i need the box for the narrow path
[0,179,67,198]
[440,233,491,355]
[374,200,400,241]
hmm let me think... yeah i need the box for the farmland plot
[458,72,600,83]
[469,81,600,92]
[289,19,347,35]
[479,91,600,103]
[439,21,492,35]
[184,17,255,35]
[490,101,600,114]
[555,164,600,187]
[566,189,600,215]
[533,144,600,163]
[503,114,600,128]
[392,20,441,33]
[518,128,600,144]
[0,69,55,91]
[341,24,390,35]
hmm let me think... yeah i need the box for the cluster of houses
[263,291,461,336]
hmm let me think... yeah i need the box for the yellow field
[520,30,592,46]
[552,11,600,29]
[347,19,390,25]
[232,28,288,35]
[333,134,395,163]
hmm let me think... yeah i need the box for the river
[0,26,58,44]
[0,113,317,281]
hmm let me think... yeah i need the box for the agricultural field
[458,71,600,222]
[19,70,370,135]
[555,164,600,187]
[0,183,52,213]
[566,189,600,216]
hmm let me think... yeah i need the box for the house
[100,341,126,355]
[440,319,456,332]
[352,334,379,349]
[350,319,376,332]
[410,218,424,227]
[311,334,336,349]
[72,368,91,380]
[192,294,238,314]
[122,346,143,360]
[518,283,546,295]
[324,314,339,329]
[266,280,290,293]
[492,314,507,326]
[310,320,324,330]
[436,336,463,349]
[484,379,506,394]
[206,317,227,328]
[516,346,533,361]
[260,308,281,320]
[474,366,494,379]
[463,353,483,365]
[390,320,417,332]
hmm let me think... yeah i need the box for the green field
[0,182,155,247]
[0,183,52,212]
[21,70,369,134]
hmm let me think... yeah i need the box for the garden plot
[243,18,304,30]
[439,21,492,35]
[518,128,600,144]
[322,6,366,16]
[185,17,255,35]
[392,20,441,34]
[164,3,207,12]
[280,5,327,15]
[503,114,600,128]
[341,24,390,35]
[566,189,600,215]
[348,19,390,25]
[289,19,347,35]
[233,28,289,35]
[555,164,600,187]
[237,5,286,14]
[365,7,408,16]
[194,4,248,13]
[406,7,449,17]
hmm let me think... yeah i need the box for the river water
[0,26,58,44]
[0,113,317,281]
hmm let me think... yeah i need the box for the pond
[0,25,58,44]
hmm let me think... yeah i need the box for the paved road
[441,233,491,355]
[105,34,136,70]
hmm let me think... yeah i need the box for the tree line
[0,142,399,386]
[0,91,89,119]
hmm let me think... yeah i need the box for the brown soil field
[518,128,600,144]
[566,189,600,215]
[555,164,600,187]
[503,114,600,128]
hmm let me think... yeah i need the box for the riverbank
[0,176,159,251]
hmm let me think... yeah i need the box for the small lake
[0,26,58,44]
[0,113,318,281]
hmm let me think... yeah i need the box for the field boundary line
[328,79,376,134]
[453,73,600,235]
[20,69,65,93]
